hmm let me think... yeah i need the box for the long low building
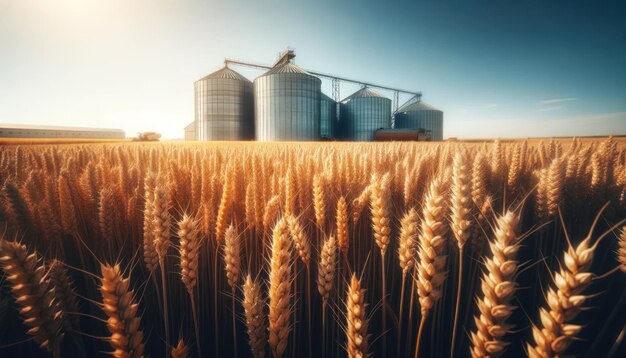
[0,123,125,139]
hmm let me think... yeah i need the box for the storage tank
[320,93,336,139]
[254,62,321,141]
[394,100,444,141]
[339,87,391,141]
[194,66,254,141]
[374,128,431,141]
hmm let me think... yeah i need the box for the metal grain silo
[254,62,321,141]
[394,100,444,141]
[194,66,254,141]
[339,87,391,141]
[320,93,336,139]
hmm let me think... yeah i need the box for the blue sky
[1,0,625,138]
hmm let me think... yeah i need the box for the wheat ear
[172,338,189,358]
[317,234,338,304]
[526,207,622,357]
[345,274,368,358]
[223,224,241,290]
[352,185,371,224]
[0,239,64,356]
[224,223,241,357]
[268,217,293,358]
[370,172,391,354]
[99,263,145,358]
[287,214,310,267]
[469,210,521,357]
[152,183,171,352]
[48,259,81,334]
[243,274,267,358]
[337,196,349,258]
[450,150,473,358]
[313,174,326,229]
[618,226,626,273]
[143,172,158,273]
[177,214,203,358]
[263,195,281,233]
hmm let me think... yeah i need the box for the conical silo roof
[342,87,387,102]
[198,66,251,82]
[262,62,314,76]
[396,99,441,112]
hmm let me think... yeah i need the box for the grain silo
[394,100,444,141]
[320,93,336,139]
[194,66,254,141]
[254,62,321,141]
[339,87,391,141]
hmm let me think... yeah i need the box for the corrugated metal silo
[194,66,254,141]
[254,62,321,141]
[339,87,391,141]
[320,93,336,139]
[394,100,444,141]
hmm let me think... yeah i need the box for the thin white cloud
[539,97,576,105]
[538,106,562,112]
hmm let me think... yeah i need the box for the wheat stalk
[370,172,391,353]
[397,207,418,352]
[152,182,171,352]
[177,213,203,357]
[414,174,449,358]
[450,149,473,358]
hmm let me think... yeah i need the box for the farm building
[185,121,196,140]
[0,123,125,139]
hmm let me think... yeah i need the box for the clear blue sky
[1,0,625,139]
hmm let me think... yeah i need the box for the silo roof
[199,66,251,82]
[342,87,387,102]
[263,62,313,76]
[396,100,441,112]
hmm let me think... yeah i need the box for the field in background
[0,139,625,358]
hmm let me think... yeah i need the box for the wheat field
[0,139,625,358]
